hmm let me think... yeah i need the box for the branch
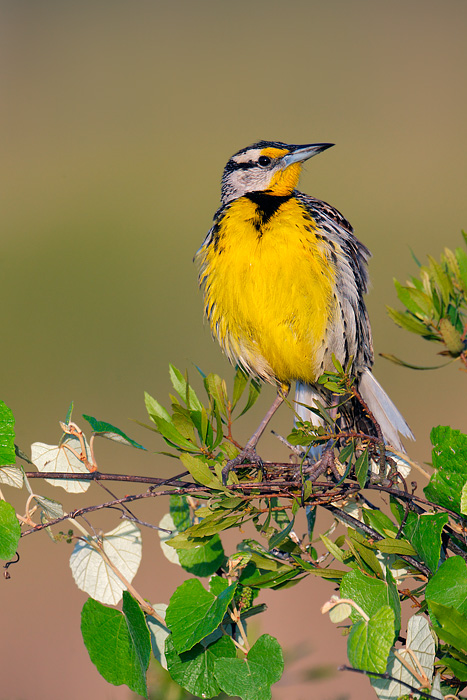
[324,503,432,578]
[339,665,439,699]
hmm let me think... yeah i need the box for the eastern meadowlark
[196,141,413,471]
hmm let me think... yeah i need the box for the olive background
[2,2,467,698]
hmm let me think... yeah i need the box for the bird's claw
[222,447,263,486]
[304,447,340,482]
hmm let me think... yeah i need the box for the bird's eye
[258,156,272,167]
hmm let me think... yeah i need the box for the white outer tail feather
[358,369,413,452]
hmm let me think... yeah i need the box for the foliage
[2,238,467,699]
[384,231,467,370]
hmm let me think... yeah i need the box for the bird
[195,140,413,474]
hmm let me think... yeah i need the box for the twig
[228,605,250,652]
[120,514,172,533]
[338,665,439,699]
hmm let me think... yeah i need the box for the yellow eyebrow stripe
[260,146,289,159]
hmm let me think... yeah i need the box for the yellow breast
[197,195,337,386]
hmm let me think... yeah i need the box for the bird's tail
[294,369,413,453]
[357,369,413,452]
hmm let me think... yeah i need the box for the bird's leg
[222,390,287,485]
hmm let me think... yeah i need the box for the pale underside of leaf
[371,615,435,699]
[158,513,180,566]
[146,603,169,669]
[0,466,23,488]
[70,521,142,604]
[31,436,91,493]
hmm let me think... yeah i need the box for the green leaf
[338,441,355,465]
[455,247,467,294]
[232,366,249,409]
[354,449,369,488]
[188,512,242,537]
[403,511,448,573]
[426,556,467,617]
[144,392,171,423]
[362,509,398,538]
[306,566,346,581]
[374,537,416,556]
[64,400,74,426]
[178,535,225,577]
[320,534,346,563]
[169,495,191,531]
[394,280,433,316]
[429,601,467,653]
[166,633,236,698]
[239,566,298,590]
[331,354,344,373]
[81,592,150,698]
[169,365,203,411]
[179,453,224,490]
[424,426,467,512]
[209,575,230,596]
[166,579,237,653]
[204,373,228,416]
[172,406,198,443]
[386,307,432,336]
[380,353,452,370]
[0,500,21,559]
[428,255,453,304]
[214,634,284,700]
[340,569,400,635]
[238,378,262,417]
[211,402,225,449]
[268,517,295,550]
[0,401,15,466]
[348,531,383,578]
[347,605,394,673]
[82,414,145,449]
[152,415,198,451]
[439,655,467,681]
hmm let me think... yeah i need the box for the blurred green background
[2,1,467,698]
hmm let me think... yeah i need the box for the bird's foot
[222,447,263,486]
[304,446,340,482]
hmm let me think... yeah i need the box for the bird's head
[220,140,334,205]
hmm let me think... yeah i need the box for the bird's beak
[282,143,334,168]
